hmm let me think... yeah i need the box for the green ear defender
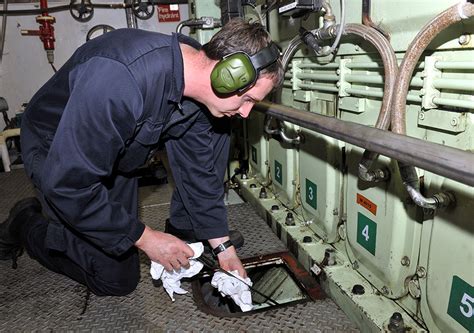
[211,42,280,94]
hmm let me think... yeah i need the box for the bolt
[388,312,405,333]
[381,286,389,295]
[417,266,427,278]
[336,81,341,87]
[271,204,279,212]
[458,34,471,46]
[285,212,295,226]
[401,256,410,267]
[250,183,257,189]
[303,236,312,243]
[292,180,297,185]
[324,248,336,266]
[332,208,339,216]
[264,160,269,165]
[420,88,426,95]
[351,261,359,270]
[241,173,248,180]
[450,117,458,127]
[336,69,341,75]
[259,187,268,199]
[419,112,425,120]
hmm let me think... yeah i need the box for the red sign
[357,193,378,216]
[158,4,180,22]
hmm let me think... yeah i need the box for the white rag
[211,270,254,312]
[149,242,204,301]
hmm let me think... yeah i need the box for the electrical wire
[327,0,346,55]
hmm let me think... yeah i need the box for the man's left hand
[208,236,247,278]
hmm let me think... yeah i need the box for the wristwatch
[211,240,234,257]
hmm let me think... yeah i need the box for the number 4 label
[447,276,474,331]
[356,213,377,255]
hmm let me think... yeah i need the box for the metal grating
[0,170,358,332]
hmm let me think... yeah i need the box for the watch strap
[211,240,234,257]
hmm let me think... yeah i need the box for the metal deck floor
[0,170,358,332]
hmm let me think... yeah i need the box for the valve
[69,0,94,22]
[132,0,155,20]
[86,24,115,42]
[20,0,56,64]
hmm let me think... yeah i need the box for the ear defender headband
[210,42,280,95]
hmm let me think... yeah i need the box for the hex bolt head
[382,286,390,295]
[259,187,268,199]
[450,117,458,127]
[458,34,471,45]
[388,312,405,333]
[401,256,410,267]
[241,173,248,180]
[303,236,312,243]
[285,212,295,226]
[271,204,279,212]
[250,183,257,189]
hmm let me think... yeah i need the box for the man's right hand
[135,225,195,272]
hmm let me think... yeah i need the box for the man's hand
[135,225,195,272]
[209,236,247,278]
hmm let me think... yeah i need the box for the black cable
[50,63,57,73]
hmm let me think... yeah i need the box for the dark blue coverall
[20,29,230,296]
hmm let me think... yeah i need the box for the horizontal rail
[254,101,474,186]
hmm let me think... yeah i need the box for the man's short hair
[202,18,284,87]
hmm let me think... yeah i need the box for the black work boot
[0,197,42,268]
[164,218,245,249]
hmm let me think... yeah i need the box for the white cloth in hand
[150,242,204,301]
[211,270,253,312]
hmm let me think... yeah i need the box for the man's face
[207,75,275,118]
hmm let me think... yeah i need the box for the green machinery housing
[188,0,474,331]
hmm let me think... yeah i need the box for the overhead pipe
[254,101,474,187]
[391,1,474,210]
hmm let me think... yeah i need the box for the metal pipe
[299,63,339,69]
[124,0,137,28]
[433,78,474,92]
[361,0,390,40]
[345,88,422,103]
[392,2,474,134]
[435,61,474,70]
[254,101,474,186]
[0,0,7,63]
[432,97,474,109]
[390,2,474,209]
[298,83,339,93]
[296,72,339,82]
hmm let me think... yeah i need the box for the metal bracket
[421,56,442,110]
[338,58,352,97]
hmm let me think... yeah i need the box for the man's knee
[89,267,141,296]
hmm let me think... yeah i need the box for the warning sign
[158,4,180,22]
[357,193,377,216]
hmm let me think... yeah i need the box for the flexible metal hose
[344,24,397,182]
[279,24,397,181]
[391,2,474,209]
